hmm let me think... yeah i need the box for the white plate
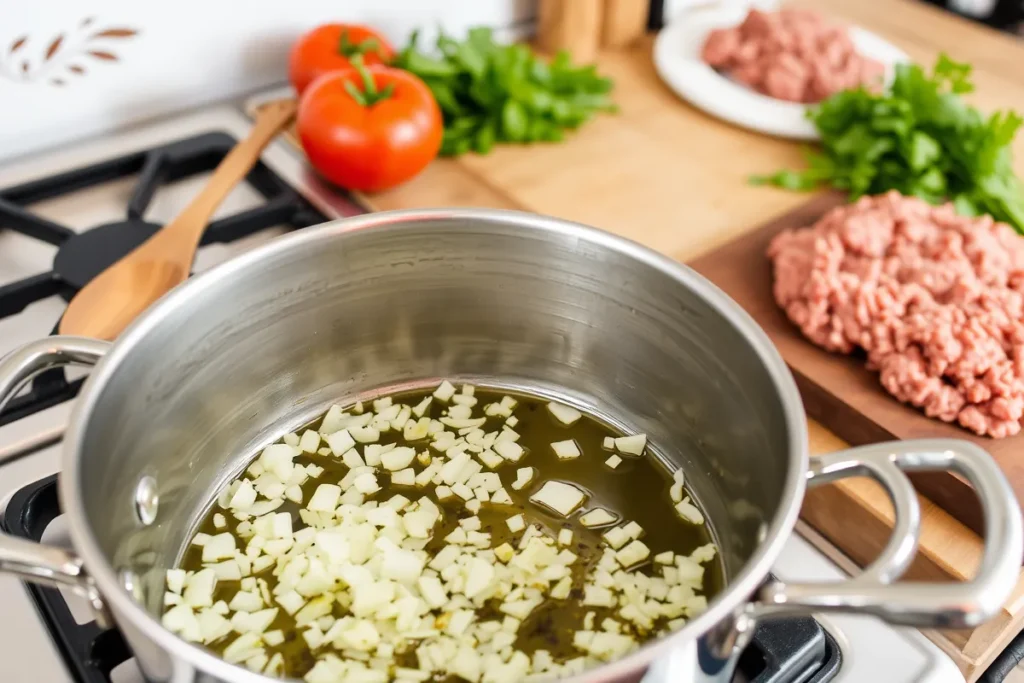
[652,5,910,140]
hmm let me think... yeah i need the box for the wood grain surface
[253,2,1024,676]
[688,194,1023,539]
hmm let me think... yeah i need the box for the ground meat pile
[768,192,1024,438]
[701,8,885,103]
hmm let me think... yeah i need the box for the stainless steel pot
[0,208,1020,683]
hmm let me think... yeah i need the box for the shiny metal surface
[64,208,811,683]
[0,209,1019,682]
[755,440,1023,628]
[0,336,111,626]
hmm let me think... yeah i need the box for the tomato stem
[344,55,394,107]
[338,29,381,59]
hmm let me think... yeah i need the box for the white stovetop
[0,100,965,683]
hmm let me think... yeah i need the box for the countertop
[364,0,1024,461]
[345,1,1024,676]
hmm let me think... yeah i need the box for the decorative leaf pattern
[45,35,64,60]
[92,28,137,39]
[0,19,137,85]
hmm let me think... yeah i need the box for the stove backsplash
[0,0,535,164]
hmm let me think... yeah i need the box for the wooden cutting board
[690,192,1024,541]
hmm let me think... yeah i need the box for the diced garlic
[350,427,381,444]
[621,521,644,540]
[490,489,514,506]
[412,396,433,418]
[614,434,647,455]
[505,514,526,533]
[602,526,632,550]
[229,481,257,510]
[547,402,582,425]
[550,440,581,460]
[433,381,457,402]
[299,430,321,453]
[530,481,587,517]
[342,448,365,469]
[493,441,524,462]
[166,569,186,594]
[391,468,416,487]
[580,508,618,528]
[477,449,504,469]
[511,467,535,491]
[675,498,705,524]
[202,533,236,562]
[308,484,341,512]
[381,447,416,471]
[605,454,622,469]
[615,540,651,568]
[654,551,675,565]
[354,473,381,495]
[326,429,355,456]
[691,543,717,564]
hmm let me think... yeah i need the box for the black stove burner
[52,220,164,292]
[0,131,345,428]
[2,475,840,683]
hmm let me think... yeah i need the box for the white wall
[0,0,535,162]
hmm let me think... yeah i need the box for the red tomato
[288,24,395,94]
[297,64,442,192]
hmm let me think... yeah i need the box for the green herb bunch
[753,54,1024,232]
[393,27,616,156]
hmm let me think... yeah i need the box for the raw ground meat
[702,8,885,103]
[768,191,1024,438]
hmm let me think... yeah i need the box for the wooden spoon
[58,100,298,340]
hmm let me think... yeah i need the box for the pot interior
[70,210,802,626]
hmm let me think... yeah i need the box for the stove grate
[0,131,334,429]
[2,475,840,683]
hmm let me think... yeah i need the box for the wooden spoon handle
[168,99,298,244]
[56,100,297,341]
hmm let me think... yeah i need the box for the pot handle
[0,336,113,628]
[754,439,1023,629]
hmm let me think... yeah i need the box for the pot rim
[60,208,809,681]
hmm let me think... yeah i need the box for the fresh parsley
[752,54,1024,233]
[393,28,616,156]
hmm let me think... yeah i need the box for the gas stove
[0,100,967,683]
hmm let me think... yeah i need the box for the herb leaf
[393,28,614,156]
[752,54,1024,233]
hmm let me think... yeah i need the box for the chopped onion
[391,468,416,487]
[493,441,524,462]
[546,402,582,425]
[579,508,618,528]
[308,484,341,512]
[530,481,587,517]
[675,498,705,525]
[326,430,355,456]
[433,381,457,402]
[164,383,718,681]
[490,489,514,506]
[505,514,526,533]
[614,434,646,456]
[615,540,650,568]
[511,467,535,491]
[299,430,321,453]
[550,440,581,460]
